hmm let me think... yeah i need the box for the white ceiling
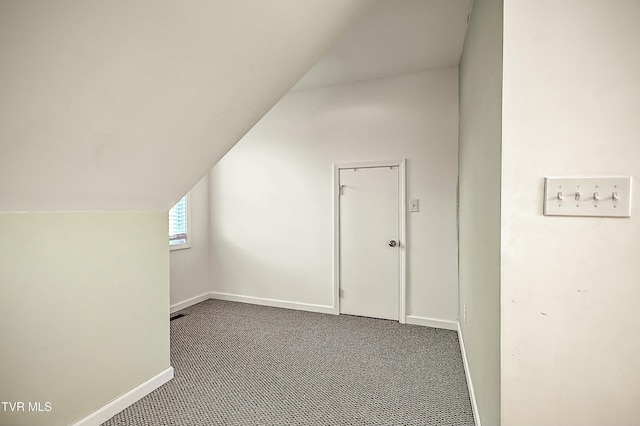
[0,0,370,211]
[294,0,473,90]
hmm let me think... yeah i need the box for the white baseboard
[210,291,335,315]
[72,367,174,426]
[170,292,211,313]
[405,315,458,330]
[458,324,481,426]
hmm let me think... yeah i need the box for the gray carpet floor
[103,299,474,425]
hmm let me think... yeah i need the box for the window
[169,195,189,250]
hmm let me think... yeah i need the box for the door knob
[388,240,398,247]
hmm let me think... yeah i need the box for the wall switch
[544,177,632,218]
[409,199,419,212]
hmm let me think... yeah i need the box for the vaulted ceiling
[0,0,371,211]
[0,0,473,212]
[294,0,472,90]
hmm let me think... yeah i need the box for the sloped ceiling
[294,0,473,90]
[0,0,371,211]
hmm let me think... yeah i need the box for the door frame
[333,159,407,323]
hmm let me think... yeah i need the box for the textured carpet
[103,299,474,425]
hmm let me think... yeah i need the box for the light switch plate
[409,199,419,212]
[544,176,632,217]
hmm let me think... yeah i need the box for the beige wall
[502,1,640,424]
[458,0,503,424]
[0,212,169,426]
[209,69,459,323]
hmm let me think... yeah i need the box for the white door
[339,166,399,320]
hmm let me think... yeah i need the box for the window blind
[169,195,187,245]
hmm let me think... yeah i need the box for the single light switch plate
[544,176,632,217]
[409,199,419,212]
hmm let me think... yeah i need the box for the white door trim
[333,159,407,323]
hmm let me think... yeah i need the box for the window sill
[170,243,191,252]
